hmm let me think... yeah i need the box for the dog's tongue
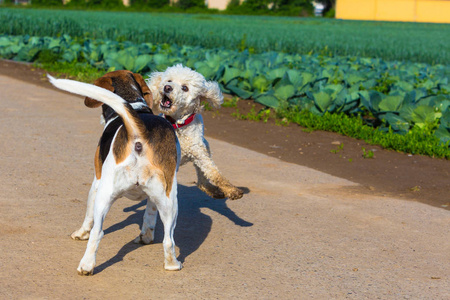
[163,100,171,107]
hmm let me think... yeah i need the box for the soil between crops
[1,59,449,210]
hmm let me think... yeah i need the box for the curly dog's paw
[225,187,244,200]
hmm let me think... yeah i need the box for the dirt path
[1,75,449,299]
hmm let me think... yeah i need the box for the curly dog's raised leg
[191,139,243,200]
[195,164,225,199]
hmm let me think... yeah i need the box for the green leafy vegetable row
[1,8,449,64]
[1,34,449,147]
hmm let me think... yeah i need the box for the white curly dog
[146,64,243,200]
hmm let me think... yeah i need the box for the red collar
[165,113,196,129]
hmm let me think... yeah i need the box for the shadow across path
[95,184,252,273]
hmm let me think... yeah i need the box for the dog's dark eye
[182,85,189,92]
[168,80,172,83]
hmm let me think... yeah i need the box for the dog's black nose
[164,85,173,93]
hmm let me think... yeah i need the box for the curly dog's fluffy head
[146,64,223,120]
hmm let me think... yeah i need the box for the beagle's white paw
[133,232,154,245]
[77,260,95,276]
[164,259,182,271]
[71,228,90,241]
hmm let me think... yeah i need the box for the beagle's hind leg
[71,177,99,240]
[77,180,116,276]
[142,175,182,271]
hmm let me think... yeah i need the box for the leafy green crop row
[1,34,449,148]
[1,8,449,64]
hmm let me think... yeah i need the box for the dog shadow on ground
[94,184,252,274]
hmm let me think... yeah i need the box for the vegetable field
[1,8,449,64]
[1,8,449,156]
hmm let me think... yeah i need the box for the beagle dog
[48,70,182,275]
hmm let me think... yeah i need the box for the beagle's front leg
[134,200,158,245]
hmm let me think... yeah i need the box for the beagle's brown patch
[146,134,178,198]
[139,146,176,198]
[85,77,114,108]
[94,145,103,180]
[113,126,131,164]
[130,72,153,108]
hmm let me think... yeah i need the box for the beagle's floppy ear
[200,81,224,109]
[84,77,114,108]
[146,71,164,110]
[132,72,153,108]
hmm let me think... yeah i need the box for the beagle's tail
[48,75,145,144]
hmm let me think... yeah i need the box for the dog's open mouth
[160,94,172,109]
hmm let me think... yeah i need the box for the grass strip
[281,108,450,159]
[39,61,105,83]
